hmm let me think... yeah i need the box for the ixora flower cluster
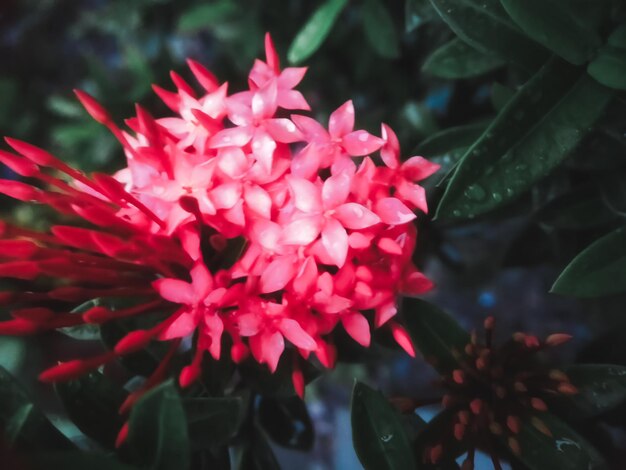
[0,35,437,402]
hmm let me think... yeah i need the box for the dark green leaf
[551,226,626,298]
[422,38,505,78]
[258,396,314,450]
[57,298,104,340]
[401,297,469,375]
[0,366,73,451]
[588,26,626,90]
[510,412,608,470]
[184,396,243,450]
[28,452,138,470]
[601,172,626,216]
[238,356,319,398]
[419,122,489,156]
[287,0,348,64]
[428,0,548,71]
[177,2,240,33]
[557,364,626,419]
[361,0,400,59]
[534,186,615,230]
[351,382,416,470]
[127,380,190,470]
[55,371,127,449]
[436,58,613,221]
[491,82,515,111]
[501,0,601,65]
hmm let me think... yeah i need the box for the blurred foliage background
[2,0,626,469]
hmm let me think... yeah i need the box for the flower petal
[259,256,298,293]
[321,172,351,210]
[209,126,253,148]
[153,278,195,304]
[287,176,322,213]
[282,216,322,245]
[328,100,355,138]
[264,118,304,143]
[334,203,380,229]
[341,312,370,347]
[341,130,385,156]
[279,318,316,350]
[321,218,349,268]
[375,198,416,225]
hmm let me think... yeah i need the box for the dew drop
[380,434,393,443]
[464,184,487,201]
[358,133,369,142]
[492,192,502,202]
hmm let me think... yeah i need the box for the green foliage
[287,0,349,64]
[351,382,416,470]
[127,380,190,470]
[551,227,626,298]
[361,0,400,59]
[422,38,505,79]
[258,396,314,450]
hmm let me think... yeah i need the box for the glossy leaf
[362,0,400,59]
[401,297,469,375]
[0,366,73,451]
[557,364,626,419]
[184,396,243,450]
[127,380,190,470]
[405,0,437,32]
[428,0,548,71]
[258,396,314,450]
[177,1,240,33]
[551,226,626,298]
[287,0,348,64]
[55,371,127,449]
[510,412,608,470]
[588,25,626,90]
[422,38,505,78]
[501,0,601,65]
[413,409,463,468]
[58,298,104,340]
[351,382,416,470]
[436,58,613,221]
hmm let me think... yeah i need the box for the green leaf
[428,0,548,71]
[401,297,470,375]
[239,356,320,398]
[551,226,626,298]
[57,298,104,340]
[351,382,416,470]
[500,0,601,65]
[177,2,240,33]
[413,409,464,468]
[510,412,608,470]
[422,38,505,78]
[183,396,243,450]
[287,0,348,64]
[491,82,515,111]
[28,452,138,470]
[361,0,400,59]
[436,57,613,221]
[55,371,127,449]
[557,364,626,419]
[419,121,489,156]
[588,25,626,90]
[127,380,190,470]
[534,186,615,230]
[258,396,314,450]
[0,366,73,451]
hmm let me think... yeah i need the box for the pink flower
[0,33,437,410]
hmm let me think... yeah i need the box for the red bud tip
[524,335,540,348]
[187,59,219,92]
[454,423,465,441]
[114,330,153,355]
[470,399,483,415]
[507,415,520,434]
[545,333,572,347]
[452,369,465,384]
[557,382,578,395]
[179,364,201,388]
[39,359,95,383]
[429,444,443,464]
[292,365,305,400]
[231,342,249,363]
[458,410,470,425]
[73,90,112,125]
[531,416,552,437]
[83,306,114,324]
[389,322,415,357]
[530,397,548,411]
[484,316,495,330]
[115,422,129,448]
